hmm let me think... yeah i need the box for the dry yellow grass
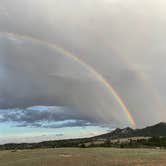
[0,148,166,166]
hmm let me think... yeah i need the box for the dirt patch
[59,154,72,158]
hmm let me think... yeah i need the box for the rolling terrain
[0,122,166,166]
[95,122,166,139]
[0,122,166,150]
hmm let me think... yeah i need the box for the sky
[0,0,166,144]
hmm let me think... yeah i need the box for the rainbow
[0,31,136,128]
[91,29,166,121]
[99,33,165,120]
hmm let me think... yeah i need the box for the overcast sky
[0,0,166,143]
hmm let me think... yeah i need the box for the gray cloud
[16,120,94,129]
[0,107,100,128]
[0,34,132,127]
[0,0,166,128]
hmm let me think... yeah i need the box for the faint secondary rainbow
[0,31,136,128]
[88,29,166,122]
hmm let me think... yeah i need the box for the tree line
[0,136,166,150]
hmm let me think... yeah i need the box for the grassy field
[0,148,166,166]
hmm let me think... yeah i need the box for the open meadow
[0,148,166,166]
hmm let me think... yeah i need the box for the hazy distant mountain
[94,122,166,139]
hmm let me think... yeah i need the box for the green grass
[0,148,166,166]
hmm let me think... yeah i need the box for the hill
[94,122,166,139]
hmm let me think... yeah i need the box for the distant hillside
[94,122,166,139]
[0,122,166,150]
